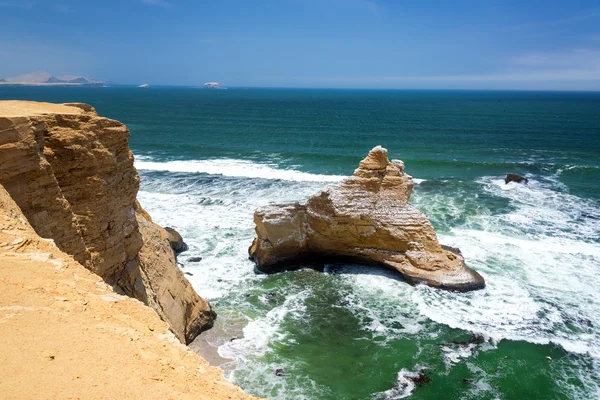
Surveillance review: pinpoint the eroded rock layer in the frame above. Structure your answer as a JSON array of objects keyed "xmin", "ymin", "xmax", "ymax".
[
  {"xmin": 250, "ymin": 146, "xmax": 485, "ymax": 291},
  {"xmin": 0, "ymin": 100, "xmax": 213, "ymax": 343}
]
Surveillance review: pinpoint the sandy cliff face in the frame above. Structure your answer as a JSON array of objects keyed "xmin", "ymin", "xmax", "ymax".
[
  {"xmin": 133, "ymin": 203, "xmax": 214, "ymax": 343},
  {"xmin": 0, "ymin": 184, "xmax": 259, "ymax": 400},
  {"xmin": 250, "ymin": 146, "xmax": 485, "ymax": 291},
  {"xmin": 0, "ymin": 100, "xmax": 213, "ymax": 343}
]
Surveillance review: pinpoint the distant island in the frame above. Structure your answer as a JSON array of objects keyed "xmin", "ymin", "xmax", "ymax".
[
  {"xmin": 0, "ymin": 71, "xmax": 104, "ymax": 87},
  {"xmin": 203, "ymin": 82, "xmax": 222, "ymax": 89}
]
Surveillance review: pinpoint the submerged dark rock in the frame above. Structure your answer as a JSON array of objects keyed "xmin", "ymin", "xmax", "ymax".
[
  {"xmin": 187, "ymin": 256, "xmax": 203, "ymax": 263},
  {"xmin": 408, "ymin": 372, "xmax": 431, "ymax": 387},
  {"xmin": 274, "ymin": 368, "xmax": 285, "ymax": 377},
  {"xmin": 505, "ymin": 173, "xmax": 528, "ymax": 185},
  {"xmin": 449, "ymin": 333, "xmax": 485, "ymax": 346}
]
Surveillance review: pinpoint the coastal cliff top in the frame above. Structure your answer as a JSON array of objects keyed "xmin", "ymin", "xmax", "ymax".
[{"xmin": 0, "ymin": 100, "xmax": 85, "ymax": 117}]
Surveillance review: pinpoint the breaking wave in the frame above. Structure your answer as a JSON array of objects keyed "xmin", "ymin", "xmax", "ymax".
[{"xmin": 135, "ymin": 156, "xmax": 346, "ymax": 182}]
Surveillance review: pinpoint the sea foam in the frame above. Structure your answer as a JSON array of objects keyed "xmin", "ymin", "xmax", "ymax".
[
  {"xmin": 138, "ymin": 164, "xmax": 600, "ymax": 399},
  {"xmin": 414, "ymin": 175, "xmax": 600, "ymax": 360},
  {"xmin": 135, "ymin": 157, "xmax": 346, "ymax": 182}
]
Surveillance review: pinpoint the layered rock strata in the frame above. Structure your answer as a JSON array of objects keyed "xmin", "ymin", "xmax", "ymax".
[
  {"xmin": 0, "ymin": 184, "xmax": 259, "ymax": 400},
  {"xmin": 250, "ymin": 146, "xmax": 485, "ymax": 291},
  {"xmin": 0, "ymin": 100, "xmax": 213, "ymax": 343}
]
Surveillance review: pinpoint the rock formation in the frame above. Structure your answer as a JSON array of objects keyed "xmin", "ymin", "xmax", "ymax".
[
  {"xmin": 134, "ymin": 206, "xmax": 213, "ymax": 343},
  {"xmin": 249, "ymin": 146, "xmax": 485, "ymax": 291},
  {"xmin": 505, "ymin": 173, "xmax": 528, "ymax": 185},
  {"xmin": 203, "ymin": 82, "xmax": 221, "ymax": 89},
  {"xmin": 0, "ymin": 183, "xmax": 259, "ymax": 400},
  {"xmin": 165, "ymin": 226, "xmax": 189, "ymax": 253},
  {"xmin": 0, "ymin": 100, "xmax": 213, "ymax": 343}
]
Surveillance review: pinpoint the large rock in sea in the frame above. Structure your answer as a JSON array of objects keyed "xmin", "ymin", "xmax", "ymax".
[
  {"xmin": 0, "ymin": 100, "xmax": 213, "ymax": 343},
  {"xmin": 249, "ymin": 146, "xmax": 485, "ymax": 291},
  {"xmin": 505, "ymin": 173, "xmax": 528, "ymax": 184}
]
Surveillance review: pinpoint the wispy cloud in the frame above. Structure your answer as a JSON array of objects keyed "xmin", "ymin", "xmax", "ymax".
[
  {"xmin": 507, "ymin": 7, "xmax": 600, "ymax": 31},
  {"xmin": 509, "ymin": 48, "xmax": 600, "ymax": 69},
  {"xmin": 53, "ymin": 4, "xmax": 72, "ymax": 13},
  {"xmin": 281, "ymin": 47, "xmax": 600, "ymax": 89},
  {"xmin": 354, "ymin": 0, "xmax": 380, "ymax": 18},
  {"xmin": 141, "ymin": 0, "xmax": 169, "ymax": 6},
  {"xmin": 319, "ymin": 70, "xmax": 600, "ymax": 84},
  {"xmin": 0, "ymin": 1, "xmax": 35, "ymax": 8},
  {"xmin": 318, "ymin": 0, "xmax": 380, "ymax": 18}
]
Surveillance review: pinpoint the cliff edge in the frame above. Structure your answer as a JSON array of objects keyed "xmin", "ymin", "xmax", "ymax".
[
  {"xmin": 0, "ymin": 184, "xmax": 259, "ymax": 399},
  {"xmin": 0, "ymin": 100, "xmax": 212, "ymax": 343},
  {"xmin": 250, "ymin": 146, "xmax": 485, "ymax": 291}
]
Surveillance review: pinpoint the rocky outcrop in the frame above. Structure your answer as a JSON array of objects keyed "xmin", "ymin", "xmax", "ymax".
[
  {"xmin": 0, "ymin": 184, "xmax": 260, "ymax": 400},
  {"xmin": 0, "ymin": 100, "xmax": 213, "ymax": 343},
  {"xmin": 165, "ymin": 226, "xmax": 189, "ymax": 253},
  {"xmin": 132, "ymin": 204, "xmax": 214, "ymax": 343},
  {"xmin": 250, "ymin": 146, "xmax": 485, "ymax": 291},
  {"xmin": 505, "ymin": 173, "xmax": 528, "ymax": 184}
]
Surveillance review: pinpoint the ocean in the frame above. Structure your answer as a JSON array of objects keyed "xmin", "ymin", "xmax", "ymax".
[{"xmin": 2, "ymin": 86, "xmax": 599, "ymax": 399}]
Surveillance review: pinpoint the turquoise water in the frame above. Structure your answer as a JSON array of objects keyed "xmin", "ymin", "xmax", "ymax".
[{"xmin": 2, "ymin": 86, "xmax": 600, "ymax": 399}]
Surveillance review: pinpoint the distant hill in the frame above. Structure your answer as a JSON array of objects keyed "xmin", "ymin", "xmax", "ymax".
[
  {"xmin": 1, "ymin": 71, "xmax": 104, "ymax": 86},
  {"xmin": 44, "ymin": 76, "xmax": 65, "ymax": 84},
  {"xmin": 5, "ymin": 71, "xmax": 53, "ymax": 83},
  {"xmin": 0, "ymin": 78, "xmax": 5, "ymax": 83}
]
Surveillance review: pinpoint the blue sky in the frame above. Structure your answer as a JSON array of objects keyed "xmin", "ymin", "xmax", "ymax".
[{"xmin": 1, "ymin": 0, "xmax": 599, "ymax": 89}]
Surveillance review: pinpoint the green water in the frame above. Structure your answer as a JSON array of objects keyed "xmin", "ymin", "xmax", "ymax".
[{"xmin": 1, "ymin": 86, "xmax": 599, "ymax": 399}]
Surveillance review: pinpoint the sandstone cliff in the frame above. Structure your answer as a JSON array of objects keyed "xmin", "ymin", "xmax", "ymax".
[
  {"xmin": 0, "ymin": 184, "xmax": 259, "ymax": 399},
  {"xmin": 0, "ymin": 100, "xmax": 212, "ymax": 343},
  {"xmin": 250, "ymin": 146, "xmax": 485, "ymax": 291}
]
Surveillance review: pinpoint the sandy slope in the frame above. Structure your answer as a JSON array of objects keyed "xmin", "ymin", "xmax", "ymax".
[
  {"xmin": 0, "ymin": 100, "xmax": 85, "ymax": 116},
  {"xmin": 0, "ymin": 187, "xmax": 260, "ymax": 399}
]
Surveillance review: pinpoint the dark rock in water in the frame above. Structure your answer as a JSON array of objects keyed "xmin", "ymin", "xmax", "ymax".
[
  {"xmin": 184, "ymin": 272, "xmax": 193, "ymax": 276},
  {"xmin": 505, "ymin": 173, "xmax": 528, "ymax": 185},
  {"xmin": 462, "ymin": 378, "xmax": 473, "ymax": 383},
  {"xmin": 187, "ymin": 256, "xmax": 203, "ymax": 263},
  {"xmin": 274, "ymin": 368, "xmax": 285, "ymax": 377},
  {"xmin": 408, "ymin": 372, "xmax": 431, "ymax": 387},
  {"xmin": 453, "ymin": 333, "xmax": 485, "ymax": 346},
  {"xmin": 438, "ymin": 333, "xmax": 484, "ymax": 348},
  {"xmin": 164, "ymin": 227, "xmax": 188, "ymax": 253}
]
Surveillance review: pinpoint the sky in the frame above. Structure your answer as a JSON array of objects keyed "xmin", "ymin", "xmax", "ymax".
[{"xmin": 1, "ymin": 0, "xmax": 600, "ymax": 90}]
